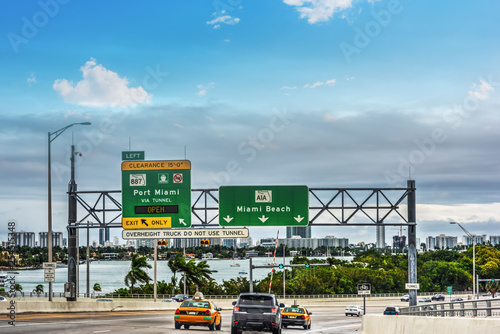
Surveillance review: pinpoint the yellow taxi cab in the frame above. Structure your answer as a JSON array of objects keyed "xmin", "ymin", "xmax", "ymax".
[
  {"xmin": 174, "ymin": 292, "xmax": 222, "ymax": 330},
  {"xmin": 281, "ymin": 305, "xmax": 312, "ymax": 329}
]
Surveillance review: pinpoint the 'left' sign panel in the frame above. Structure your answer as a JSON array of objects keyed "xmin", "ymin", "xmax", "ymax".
[{"xmin": 121, "ymin": 160, "xmax": 191, "ymax": 229}]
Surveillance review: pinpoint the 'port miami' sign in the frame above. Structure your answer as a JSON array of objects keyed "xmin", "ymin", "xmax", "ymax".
[{"xmin": 218, "ymin": 185, "xmax": 309, "ymax": 227}]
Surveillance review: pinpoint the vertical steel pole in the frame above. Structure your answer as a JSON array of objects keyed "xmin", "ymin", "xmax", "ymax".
[
  {"xmin": 249, "ymin": 257, "xmax": 253, "ymax": 293},
  {"xmin": 407, "ymin": 180, "xmax": 417, "ymax": 307},
  {"xmin": 86, "ymin": 223, "xmax": 90, "ymax": 297},
  {"xmin": 67, "ymin": 145, "xmax": 78, "ymax": 301},
  {"xmin": 154, "ymin": 240, "xmax": 158, "ymax": 302},
  {"xmin": 47, "ymin": 132, "xmax": 53, "ymax": 302}
]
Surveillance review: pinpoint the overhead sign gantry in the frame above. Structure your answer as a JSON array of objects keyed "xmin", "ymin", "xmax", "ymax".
[{"xmin": 121, "ymin": 160, "xmax": 191, "ymax": 229}]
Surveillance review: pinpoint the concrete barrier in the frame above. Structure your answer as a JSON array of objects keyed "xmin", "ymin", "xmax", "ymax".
[{"xmin": 362, "ymin": 314, "xmax": 500, "ymax": 334}]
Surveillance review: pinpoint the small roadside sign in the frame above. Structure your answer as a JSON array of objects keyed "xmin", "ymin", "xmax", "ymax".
[
  {"xmin": 447, "ymin": 286, "xmax": 452, "ymax": 295},
  {"xmin": 44, "ymin": 268, "xmax": 55, "ymax": 282},
  {"xmin": 122, "ymin": 228, "xmax": 249, "ymax": 240},
  {"xmin": 405, "ymin": 283, "xmax": 420, "ymax": 290},
  {"xmin": 43, "ymin": 262, "xmax": 57, "ymax": 269},
  {"xmin": 357, "ymin": 283, "xmax": 371, "ymax": 295},
  {"xmin": 122, "ymin": 151, "xmax": 145, "ymax": 161}
]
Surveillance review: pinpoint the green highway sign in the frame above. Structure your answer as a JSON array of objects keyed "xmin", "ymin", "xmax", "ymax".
[
  {"xmin": 122, "ymin": 151, "xmax": 145, "ymax": 160},
  {"xmin": 218, "ymin": 185, "xmax": 309, "ymax": 227},
  {"xmin": 121, "ymin": 160, "xmax": 191, "ymax": 229}
]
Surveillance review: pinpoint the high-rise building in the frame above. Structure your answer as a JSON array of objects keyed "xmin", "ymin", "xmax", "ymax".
[
  {"xmin": 99, "ymin": 228, "xmax": 104, "ymax": 246},
  {"xmin": 39, "ymin": 231, "xmax": 64, "ymax": 248},
  {"xmin": 105, "ymin": 228, "xmax": 110, "ymax": 243},
  {"xmin": 436, "ymin": 234, "xmax": 457, "ymax": 249},
  {"xmin": 490, "ymin": 236, "xmax": 500, "ymax": 246},
  {"xmin": 376, "ymin": 225, "xmax": 385, "ymax": 248},
  {"xmin": 426, "ymin": 236, "xmax": 436, "ymax": 250},
  {"xmin": 14, "ymin": 231, "xmax": 36, "ymax": 247},
  {"xmin": 393, "ymin": 235, "xmax": 406, "ymax": 249},
  {"xmin": 286, "ymin": 226, "xmax": 311, "ymax": 239}
]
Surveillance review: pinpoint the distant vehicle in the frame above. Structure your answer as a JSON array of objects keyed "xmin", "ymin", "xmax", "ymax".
[
  {"xmin": 451, "ymin": 297, "xmax": 463, "ymax": 302},
  {"xmin": 172, "ymin": 294, "xmax": 189, "ymax": 302},
  {"xmin": 0, "ymin": 296, "xmax": 8, "ymax": 302},
  {"xmin": 161, "ymin": 298, "xmax": 175, "ymax": 302},
  {"xmin": 400, "ymin": 294, "xmax": 409, "ymax": 302},
  {"xmin": 174, "ymin": 292, "xmax": 222, "ymax": 330},
  {"xmin": 419, "ymin": 297, "xmax": 432, "ymax": 303},
  {"xmin": 383, "ymin": 306, "xmax": 400, "ymax": 315},
  {"xmin": 231, "ymin": 292, "xmax": 284, "ymax": 333},
  {"xmin": 431, "ymin": 294, "xmax": 445, "ymax": 301},
  {"xmin": 96, "ymin": 298, "xmax": 113, "ymax": 302},
  {"xmin": 345, "ymin": 305, "xmax": 364, "ymax": 317},
  {"xmin": 281, "ymin": 305, "xmax": 312, "ymax": 329}
]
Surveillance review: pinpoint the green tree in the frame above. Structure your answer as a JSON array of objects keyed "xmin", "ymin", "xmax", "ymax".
[
  {"xmin": 33, "ymin": 284, "xmax": 44, "ymax": 296},
  {"xmin": 14, "ymin": 283, "xmax": 22, "ymax": 294},
  {"xmin": 168, "ymin": 253, "xmax": 186, "ymax": 295},
  {"xmin": 93, "ymin": 283, "xmax": 102, "ymax": 293},
  {"xmin": 124, "ymin": 253, "xmax": 152, "ymax": 294}
]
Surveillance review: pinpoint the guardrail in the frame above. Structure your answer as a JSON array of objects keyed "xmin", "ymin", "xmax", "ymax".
[
  {"xmin": 4, "ymin": 291, "xmax": 470, "ymax": 300},
  {"xmin": 400, "ymin": 298, "xmax": 500, "ymax": 317}
]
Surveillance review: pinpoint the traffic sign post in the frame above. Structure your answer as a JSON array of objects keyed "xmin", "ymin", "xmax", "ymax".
[
  {"xmin": 218, "ymin": 185, "xmax": 309, "ymax": 226},
  {"xmin": 405, "ymin": 283, "xmax": 420, "ymax": 290},
  {"xmin": 121, "ymin": 160, "xmax": 191, "ymax": 229},
  {"xmin": 357, "ymin": 283, "xmax": 371, "ymax": 315},
  {"xmin": 44, "ymin": 268, "xmax": 55, "ymax": 282}
]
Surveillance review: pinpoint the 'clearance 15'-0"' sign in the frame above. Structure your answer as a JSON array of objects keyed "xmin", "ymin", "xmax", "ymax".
[{"xmin": 121, "ymin": 160, "xmax": 191, "ymax": 229}]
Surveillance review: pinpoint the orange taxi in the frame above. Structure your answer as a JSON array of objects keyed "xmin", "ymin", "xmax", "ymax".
[
  {"xmin": 174, "ymin": 292, "xmax": 222, "ymax": 330},
  {"xmin": 281, "ymin": 305, "xmax": 312, "ymax": 329}
]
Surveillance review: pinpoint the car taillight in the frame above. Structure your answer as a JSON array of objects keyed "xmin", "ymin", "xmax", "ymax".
[
  {"xmin": 204, "ymin": 310, "xmax": 211, "ymax": 316},
  {"xmin": 300, "ymin": 315, "xmax": 306, "ymax": 319},
  {"xmin": 175, "ymin": 308, "xmax": 180, "ymax": 314},
  {"xmin": 395, "ymin": 312, "xmax": 399, "ymax": 315},
  {"xmin": 271, "ymin": 308, "xmax": 277, "ymax": 312},
  {"xmin": 234, "ymin": 306, "xmax": 239, "ymax": 311}
]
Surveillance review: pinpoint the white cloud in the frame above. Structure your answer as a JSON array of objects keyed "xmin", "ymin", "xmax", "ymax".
[
  {"xmin": 27, "ymin": 72, "xmax": 36, "ymax": 86},
  {"xmin": 283, "ymin": 0, "xmax": 355, "ymax": 24},
  {"xmin": 305, "ymin": 78, "xmax": 336, "ymax": 88},
  {"xmin": 197, "ymin": 82, "xmax": 215, "ymax": 96},
  {"xmin": 207, "ymin": 11, "xmax": 240, "ymax": 29},
  {"xmin": 469, "ymin": 79, "xmax": 494, "ymax": 100},
  {"xmin": 53, "ymin": 59, "xmax": 151, "ymax": 107},
  {"xmin": 345, "ymin": 76, "xmax": 355, "ymax": 81},
  {"xmin": 280, "ymin": 86, "xmax": 297, "ymax": 90}
]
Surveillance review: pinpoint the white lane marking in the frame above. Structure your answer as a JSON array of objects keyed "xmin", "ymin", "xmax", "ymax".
[{"xmin": 304, "ymin": 323, "xmax": 360, "ymax": 333}]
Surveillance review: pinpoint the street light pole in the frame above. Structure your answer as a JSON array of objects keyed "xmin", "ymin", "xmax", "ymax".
[
  {"xmin": 450, "ymin": 222, "xmax": 476, "ymax": 299},
  {"xmin": 48, "ymin": 122, "xmax": 90, "ymax": 301}
]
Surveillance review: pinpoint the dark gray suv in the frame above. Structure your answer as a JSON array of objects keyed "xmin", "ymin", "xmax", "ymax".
[{"xmin": 231, "ymin": 293, "xmax": 285, "ymax": 334}]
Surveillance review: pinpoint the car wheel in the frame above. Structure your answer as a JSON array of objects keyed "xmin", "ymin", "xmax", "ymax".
[
  {"xmin": 308, "ymin": 322, "xmax": 312, "ymax": 329},
  {"xmin": 303, "ymin": 325, "xmax": 308, "ymax": 329},
  {"xmin": 215, "ymin": 318, "xmax": 221, "ymax": 331},
  {"xmin": 231, "ymin": 326, "xmax": 238, "ymax": 334},
  {"xmin": 357, "ymin": 313, "xmax": 360, "ymax": 317},
  {"xmin": 209, "ymin": 322, "xmax": 215, "ymax": 331},
  {"xmin": 175, "ymin": 322, "xmax": 181, "ymax": 329},
  {"xmin": 184, "ymin": 325, "xmax": 190, "ymax": 330}
]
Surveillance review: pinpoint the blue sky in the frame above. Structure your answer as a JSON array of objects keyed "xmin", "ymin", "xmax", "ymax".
[{"xmin": 1, "ymin": 0, "xmax": 499, "ymax": 246}]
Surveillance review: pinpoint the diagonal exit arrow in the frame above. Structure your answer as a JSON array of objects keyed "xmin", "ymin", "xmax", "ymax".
[
  {"xmin": 223, "ymin": 216, "xmax": 234, "ymax": 223},
  {"xmin": 258, "ymin": 215, "xmax": 269, "ymax": 223},
  {"xmin": 294, "ymin": 215, "xmax": 305, "ymax": 223}
]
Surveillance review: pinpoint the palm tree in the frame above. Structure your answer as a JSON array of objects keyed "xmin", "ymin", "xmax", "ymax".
[
  {"xmin": 124, "ymin": 253, "xmax": 152, "ymax": 294},
  {"xmin": 486, "ymin": 280, "xmax": 500, "ymax": 298},
  {"xmin": 168, "ymin": 253, "xmax": 187, "ymax": 295},
  {"xmin": 93, "ymin": 283, "xmax": 102, "ymax": 296},
  {"xmin": 33, "ymin": 284, "xmax": 44, "ymax": 296}
]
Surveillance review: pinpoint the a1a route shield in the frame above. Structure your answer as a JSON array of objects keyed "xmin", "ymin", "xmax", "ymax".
[
  {"xmin": 121, "ymin": 160, "xmax": 191, "ymax": 229},
  {"xmin": 219, "ymin": 185, "xmax": 309, "ymax": 226}
]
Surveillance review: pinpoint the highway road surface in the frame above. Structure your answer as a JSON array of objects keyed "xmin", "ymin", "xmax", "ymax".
[{"xmin": 0, "ymin": 306, "xmax": 377, "ymax": 334}]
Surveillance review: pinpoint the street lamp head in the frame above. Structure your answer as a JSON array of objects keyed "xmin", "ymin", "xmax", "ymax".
[
  {"xmin": 80, "ymin": 122, "xmax": 91, "ymax": 125},
  {"xmin": 450, "ymin": 222, "xmax": 457, "ymax": 225}
]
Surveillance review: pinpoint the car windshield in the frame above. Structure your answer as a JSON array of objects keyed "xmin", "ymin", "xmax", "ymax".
[
  {"xmin": 385, "ymin": 307, "xmax": 396, "ymax": 311},
  {"xmin": 283, "ymin": 307, "xmax": 304, "ymax": 313},
  {"xmin": 181, "ymin": 301, "xmax": 210, "ymax": 308},
  {"xmin": 239, "ymin": 295, "xmax": 274, "ymax": 306}
]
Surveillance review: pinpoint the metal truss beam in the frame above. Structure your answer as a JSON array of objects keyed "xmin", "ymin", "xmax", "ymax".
[{"xmin": 70, "ymin": 187, "xmax": 413, "ymax": 229}]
